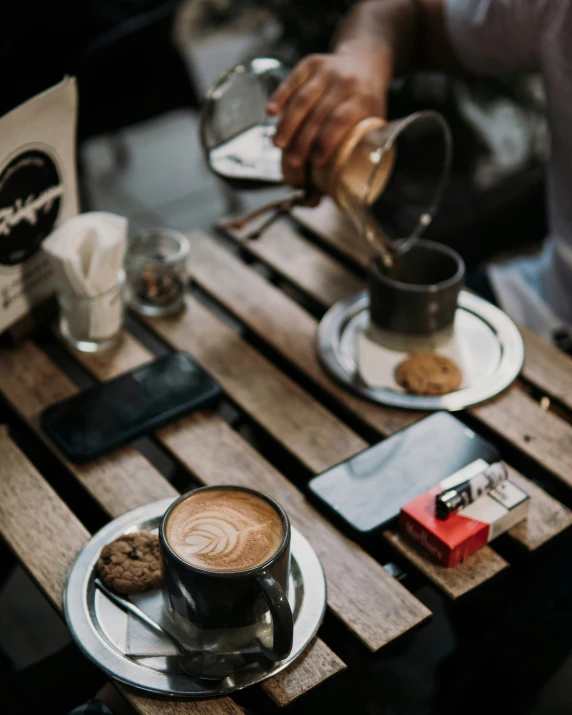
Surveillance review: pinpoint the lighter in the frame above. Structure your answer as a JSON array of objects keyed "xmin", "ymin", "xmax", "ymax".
[{"xmin": 435, "ymin": 462, "xmax": 508, "ymax": 519}]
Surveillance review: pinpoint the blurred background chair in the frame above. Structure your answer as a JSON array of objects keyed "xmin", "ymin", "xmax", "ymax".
[
  {"xmin": 0, "ymin": 1, "xmax": 242, "ymax": 212},
  {"xmin": 74, "ymin": 1, "xmax": 200, "ymax": 143},
  {"xmin": 72, "ymin": 0, "xmax": 243, "ymax": 213},
  {"xmin": 72, "ymin": 1, "xmax": 203, "ymax": 209},
  {"xmin": 1, "ymin": 1, "xmax": 200, "ymax": 138}
]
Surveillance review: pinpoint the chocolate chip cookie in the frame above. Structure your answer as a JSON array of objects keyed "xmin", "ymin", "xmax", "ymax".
[
  {"xmin": 97, "ymin": 531, "xmax": 162, "ymax": 595},
  {"xmin": 396, "ymin": 353, "xmax": 462, "ymax": 396}
]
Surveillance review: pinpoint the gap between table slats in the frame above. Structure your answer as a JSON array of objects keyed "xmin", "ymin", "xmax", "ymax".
[
  {"xmin": 55, "ymin": 330, "xmax": 431, "ymax": 652},
  {"xmin": 292, "ymin": 202, "xmax": 370, "ymax": 266},
  {"xmin": 0, "ymin": 343, "xmax": 344, "ymax": 706},
  {"xmin": 0, "ymin": 432, "xmax": 243, "ymax": 715},
  {"xmin": 187, "ymin": 229, "xmax": 571, "ymax": 555},
  {"xmin": 215, "ymin": 222, "xmax": 416, "ymax": 437}
]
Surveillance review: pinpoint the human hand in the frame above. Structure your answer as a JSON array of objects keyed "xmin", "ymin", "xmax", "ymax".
[{"xmin": 267, "ymin": 50, "xmax": 391, "ymax": 169}]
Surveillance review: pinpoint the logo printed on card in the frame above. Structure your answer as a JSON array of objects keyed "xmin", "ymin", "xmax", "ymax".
[{"xmin": 0, "ymin": 149, "xmax": 63, "ymax": 266}]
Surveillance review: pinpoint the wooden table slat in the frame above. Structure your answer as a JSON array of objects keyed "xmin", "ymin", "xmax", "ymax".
[
  {"xmin": 151, "ymin": 300, "xmax": 368, "ymax": 476},
  {"xmin": 383, "ymin": 532, "xmax": 508, "ymax": 600},
  {"xmin": 191, "ymin": 229, "xmax": 572, "ymax": 548},
  {"xmin": 219, "ymin": 219, "xmax": 363, "ymax": 306},
  {"xmin": 0, "ymin": 433, "xmax": 241, "ymax": 715},
  {"xmin": 505, "ymin": 465, "xmax": 572, "ymax": 549},
  {"xmin": 68, "ymin": 331, "xmax": 431, "ymax": 652},
  {"xmin": 124, "ymin": 690, "xmax": 245, "ymax": 715},
  {"xmin": 261, "ymin": 637, "xmax": 346, "ymax": 707},
  {"xmin": 0, "ymin": 432, "xmax": 89, "ymax": 610},
  {"xmin": 473, "ymin": 389, "xmax": 572, "ymax": 489},
  {"xmin": 0, "ymin": 343, "xmax": 343, "ymax": 706},
  {"xmin": 292, "ymin": 201, "xmax": 370, "ymax": 266},
  {"xmin": 127, "ymin": 696, "xmax": 246, "ymax": 715},
  {"xmin": 194, "ymin": 229, "xmax": 417, "ymax": 437},
  {"xmin": 520, "ymin": 325, "xmax": 572, "ymax": 412}
]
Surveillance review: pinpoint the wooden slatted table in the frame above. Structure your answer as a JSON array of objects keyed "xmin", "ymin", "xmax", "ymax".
[{"xmin": 1, "ymin": 197, "xmax": 571, "ymax": 714}]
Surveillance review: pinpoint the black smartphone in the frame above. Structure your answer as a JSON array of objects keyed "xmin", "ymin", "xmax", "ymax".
[
  {"xmin": 308, "ymin": 412, "xmax": 499, "ymax": 533},
  {"xmin": 40, "ymin": 352, "xmax": 221, "ymax": 462}
]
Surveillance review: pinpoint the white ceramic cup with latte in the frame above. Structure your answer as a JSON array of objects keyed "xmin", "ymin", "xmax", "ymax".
[{"xmin": 159, "ymin": 485, "xmax": 293, "ymax": 679}]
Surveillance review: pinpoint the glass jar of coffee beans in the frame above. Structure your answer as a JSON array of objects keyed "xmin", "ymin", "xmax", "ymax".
[{"xmin": 125, "ymin": 228, "xmax": 190, "ymax": 317}]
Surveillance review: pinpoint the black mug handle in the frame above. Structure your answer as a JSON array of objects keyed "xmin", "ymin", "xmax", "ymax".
[{"xmin": 257, "ymin": 571, "xmax": 294, "ymax": 661}]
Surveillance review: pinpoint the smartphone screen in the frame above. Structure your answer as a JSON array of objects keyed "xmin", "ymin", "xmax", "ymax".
[
  {"xmin": 41, "ymin": 352, "xmax": 220, "ymax": 462},
  {"xmin": 308, "ymin": 412, "xmax": 499, "ymax": 532}
]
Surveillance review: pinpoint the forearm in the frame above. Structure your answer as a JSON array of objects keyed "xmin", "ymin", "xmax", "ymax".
[
  {"xmin": 334, "ymin": 0, "xmax": 464, "ymax": 75},
  {"xmin": 269, "ymin": 0, "xmax": 465, "ymax": 166},
  {"xmin": 334, "ymin": 0, "xmax": 418, "ymax": 75}
]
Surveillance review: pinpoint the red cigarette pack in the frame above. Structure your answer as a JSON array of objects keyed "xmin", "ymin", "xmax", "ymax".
[{"xmin": 399, "ymin": 459, "xmax": 530, "ymax": 566}]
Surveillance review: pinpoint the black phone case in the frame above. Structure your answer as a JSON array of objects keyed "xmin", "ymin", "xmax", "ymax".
[{"xmin": 40, "ymin": 354, "xmax": 221, "ymax": 463}]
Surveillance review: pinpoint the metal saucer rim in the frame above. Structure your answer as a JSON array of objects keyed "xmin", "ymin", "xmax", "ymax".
[
  {"xmin": 316, "ymin": 290, "xmax": 525, "ymax": 411},
  {"xmin": 64, "ymin": 498, "xmax": 327, "ymax": 698}
]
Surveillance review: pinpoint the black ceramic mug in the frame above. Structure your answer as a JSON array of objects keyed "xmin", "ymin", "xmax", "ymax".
[
  {"xmin": 368, "ymin": 240, "xmax": 465, "ymax": 351},
  {"xmin": 159, "ymin": 485, "xmax": 293, "ymax": 679}
]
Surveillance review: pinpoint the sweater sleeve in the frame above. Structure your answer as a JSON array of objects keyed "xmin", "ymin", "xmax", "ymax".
[{"xmin": 445, "ymin": 0, "xmax": 562, "ymax": 74}]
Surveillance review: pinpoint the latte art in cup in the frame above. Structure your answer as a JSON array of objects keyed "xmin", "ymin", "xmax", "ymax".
[{"xmin": 165, "ymin": 488, "xmax": 285, "ymax": 572}]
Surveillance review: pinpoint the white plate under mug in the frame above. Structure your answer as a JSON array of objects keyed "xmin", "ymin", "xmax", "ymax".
[{"xmin": 64, "ymin": 498, "xmax": 327, "ymax": 697}]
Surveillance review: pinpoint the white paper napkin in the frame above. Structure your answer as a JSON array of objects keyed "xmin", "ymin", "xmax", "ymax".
[
  {"xmin": 42, "ymin": 212, "xmax": 127, "ymax": 340},
  {"xmin": 127, "ymin": 590, "xmax": 178, "ymax": 658},
  {"xmin": 357, "ymin": 320, "xmax": 471, "ymax": 391}
]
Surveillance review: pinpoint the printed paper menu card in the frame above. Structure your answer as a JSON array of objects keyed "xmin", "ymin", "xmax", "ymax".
[{"xmin": 0, "ymin": 77, "xmax": 78, "ymax": 333}]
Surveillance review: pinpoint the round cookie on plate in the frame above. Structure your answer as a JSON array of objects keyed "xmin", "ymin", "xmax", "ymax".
[
  {"xmin": 97, "ymin": 531, "xmax": 162, "ymax": 595},
  {"xmin": 396, "ymin": 353, "xmax": 462, "ymax": 396}
]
